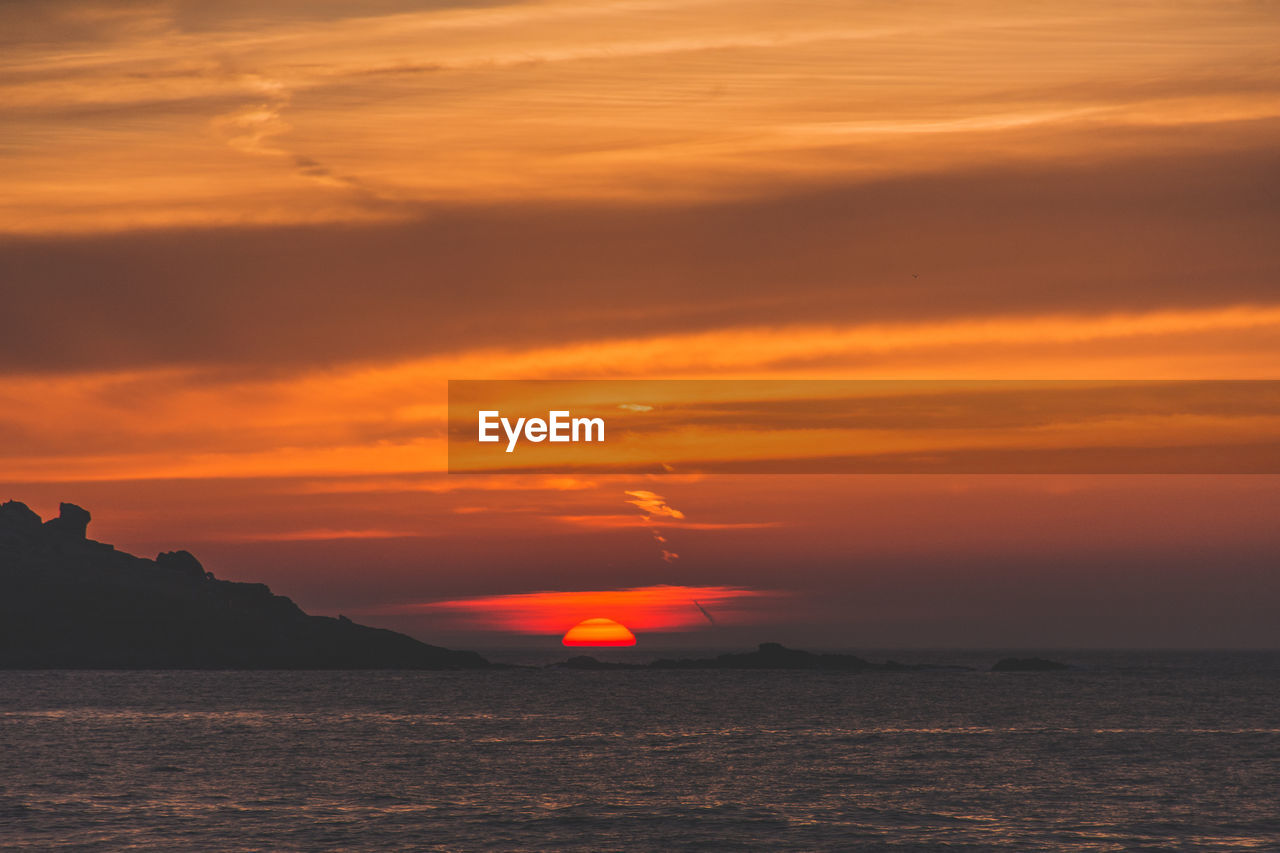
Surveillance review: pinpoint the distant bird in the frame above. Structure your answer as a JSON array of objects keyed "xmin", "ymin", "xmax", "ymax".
[
  {"xmin": 693, "ymin": 600, "xmax": 716, "ymax": 625},
  {"xmin": 911, "ymin": 273, "xmax": 919, "ymax": 279}
]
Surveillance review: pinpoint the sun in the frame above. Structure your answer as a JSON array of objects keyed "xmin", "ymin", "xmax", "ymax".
[{"xmin": 562, "ymin": 617, "xmax": 637, "ymax": 647}]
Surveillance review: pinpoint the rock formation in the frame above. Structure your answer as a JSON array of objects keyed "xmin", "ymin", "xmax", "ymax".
[
  {"xmin": 553, "ymin": 643, "xmax": 976, "ymax": 671},
  {"xmin": 991, "ymin": 656, "xmax": 1071, "ymax": 671},
  {"xmin": 42, "ymin": 502, "xmax": 91, "ymax": 539},
  {"xmin": 0, "ymin": 500, "xmax": 489, "ymax": 670}
]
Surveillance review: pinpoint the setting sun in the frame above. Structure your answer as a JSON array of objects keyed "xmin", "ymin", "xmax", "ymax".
[{"xmin": 562, "ymin": 618, "xmax": 637, "ymax": 647}]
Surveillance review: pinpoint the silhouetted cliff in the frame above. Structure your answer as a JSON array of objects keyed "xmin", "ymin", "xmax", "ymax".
[{"xmin": 0, "ymin": 501, "xmax": 489, "ymax": 669}]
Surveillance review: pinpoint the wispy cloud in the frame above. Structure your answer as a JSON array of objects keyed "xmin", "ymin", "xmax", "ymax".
[
  {"xmin": 624, "ymin": 489, "xmax": 685, "ymax": 520},
  {"xmin": 550, "ymin": 516, "xmax": 779, "ymax": 530},
  {"xmin": 286, "ymin": 475, "xmax": 601, "ymax": 495},
  {"xmin": 3, "ymin": 0, "xmax": 1277, "ymax": 232},
  {"xmin": 624, "ymin": 489, "xmax": 685, "ymax": 560},
  {"xmin": 382, "ymin": 583, "xmax": 787, "ymax": 633},
  {"xmin": 4, "ymin": 305, "xmax": 1280, "ymax": 482},
  {"xmin": 210, "ymin": 527, "xmax": 433, "ymax": 542}
]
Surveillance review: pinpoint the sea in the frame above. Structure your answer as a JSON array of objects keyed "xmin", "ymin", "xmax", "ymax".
[{"xmin": 2, "ymin": 650, "xmax": 1278, "ymax": 851}]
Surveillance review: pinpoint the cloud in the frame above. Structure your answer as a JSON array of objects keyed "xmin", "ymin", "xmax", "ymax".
[
  {"xmin": 623, "ymin": 489, "xmax": 685, "ymax": 520},
  {"xmin": 4, "ymin": 309, "xmax": 1280, "ymax": 482},
  {"xmin": 550, "ymin": 516, "xmax": 778, "ymax": 530},
  {"xmin": 382, "ymin": 583, "xmax": 787, "ymax": 633},
  {"xmin": 212, "ymin": 76, "xmax": 291, "ymax": 156},
  {"xmin": 3, "ymin": 0, "xmax": 1278, "ymax": 245},
  {"xmin": 207, "ymin": 73, "xmax": 399, "ymax": 202},
  {"xmin": 206, "ymin": 527, "xmax": 434, "ymax": 541},
  {"xmin": 623, "ymin": 488, "xmax": 686, "ymax": 561},
  {"xmin": 2, "ymin": 145, "xmax": 1277, "ymax": 372},
  {"xmin": 286, "ymin": 475, "xmax": 600, "ymax": 495}
]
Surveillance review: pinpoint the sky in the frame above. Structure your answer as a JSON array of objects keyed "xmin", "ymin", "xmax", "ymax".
[{"xmin": 2, "ymin": 0, "xmax": 1279, "ymax": 649}]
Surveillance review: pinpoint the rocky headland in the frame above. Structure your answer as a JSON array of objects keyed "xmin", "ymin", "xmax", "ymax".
[{"xmin": 0, "ymin": 500, "xmax": 489, "ymax": 669}]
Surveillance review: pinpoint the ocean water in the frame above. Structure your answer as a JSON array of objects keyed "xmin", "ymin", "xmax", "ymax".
[{"xmin": 2, "ymin": 652, "xmax": 1278, "ymax": 851}]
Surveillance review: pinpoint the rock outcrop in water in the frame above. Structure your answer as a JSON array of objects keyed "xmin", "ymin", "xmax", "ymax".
[
  {"xmin": 652, "ymin": 642, "xmax": 884, "ymax": 670},
  {"xmin": 553, "ymin": 643, "xmax": 976, "ymax": 671},
  {"xmin": 0, "ymin": 500, "xmax": 489, "ymax": 669},
  {"xmin": 991, "ymin": 656, "xmax": 1071, "ymax": 671}
]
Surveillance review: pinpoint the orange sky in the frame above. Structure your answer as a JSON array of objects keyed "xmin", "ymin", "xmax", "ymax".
[{"xmin": 2, "ymin": 0, "xmax": 1278, "ymax": 648}]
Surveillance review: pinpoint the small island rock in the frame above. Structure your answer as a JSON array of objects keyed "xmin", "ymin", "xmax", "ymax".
[{"xmin": 992, "ymin": 657, "xmax": 1071, "ymax": 672}]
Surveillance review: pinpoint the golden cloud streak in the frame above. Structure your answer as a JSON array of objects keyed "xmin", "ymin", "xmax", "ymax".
[
  {"xmin": 3, "ymin": 0, "xmax": 1277, "ymax": 232},
  {"xmin": 551, "ymin": 515, "xmax": 780, "ymax": 530},
  {"xmin": 379, "ymin": 583, "xmax": 786, "ymax": 633},
  {"xmin": 3, "ymin": 305, "xmax": 1280, "ymax": 482}
]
